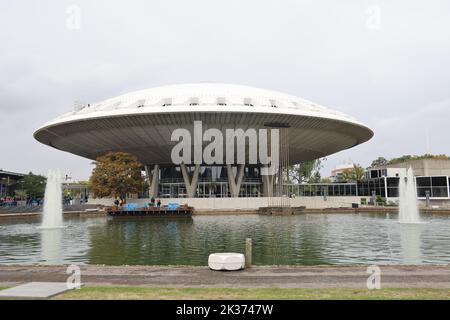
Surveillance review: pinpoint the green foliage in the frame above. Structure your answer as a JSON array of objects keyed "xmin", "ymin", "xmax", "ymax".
[
  {"xmin": 289, "ymin": 158, "xmax": 326, "ymax": 184},
  {"xmin": 376, "ymin": 195, "xmax": 386, "ymax": 206},
  {"xmin": 321, "ymin": 177, "xmax": 332, "ymax": 184},
  {"xmin": 341, "ymin": 164, "xmax": 365, "ymax": 182},
  {"xmin": 386, "ymin": 201, "xmax": 398, "ymax": 207},
  {"xmin": 370, "ymin": 157, "xmax": 388, "ymax": 168},
  {"xmin": 70, "ymin": 181, "xmax": 90, "ymax": 186},
  {"xmin": 90, "ymin": 152, "xmax": 144, "ymax": 199},
  {"xmin": 387, "ymin": 154, "xmax": 450, "ymax": 165},
  {"xmin": 369, "ymin": 154, "xmax": 449, "ymax": 169},
  {"xmin": 309, "ymin": 171, "xmax": 322, "ymax": 183},
  {"xmin": 8, "ymin": 172, "xmax": 46, "ymax": 198},
  {"xmin": 55, "ymin": 286, "xmax": 450, "ymax": 300}
]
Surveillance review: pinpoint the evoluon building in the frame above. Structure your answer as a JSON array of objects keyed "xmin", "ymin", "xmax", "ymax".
[{"xmin": 34, "ymin": 83, "xmax": 373, "ymax": 202}]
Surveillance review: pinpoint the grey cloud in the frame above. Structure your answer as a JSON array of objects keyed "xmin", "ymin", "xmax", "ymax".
[{"xmin": 0, "ymin": 0, "xmax": 449, "ymax": 179}]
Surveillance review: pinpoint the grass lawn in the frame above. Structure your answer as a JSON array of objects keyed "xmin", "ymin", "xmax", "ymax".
[{"xmin": 53, "ymin": 287, "xmax": 450, "ymax": 300}]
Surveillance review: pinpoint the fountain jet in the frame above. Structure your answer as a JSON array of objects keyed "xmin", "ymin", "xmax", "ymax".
[
  {"xmin": 40, "ymin": 169, "xmax": 64, "ymax": 229},
  {"xmin": 398, "ymin": 167, "xmax": 421, "ymax": 224}
]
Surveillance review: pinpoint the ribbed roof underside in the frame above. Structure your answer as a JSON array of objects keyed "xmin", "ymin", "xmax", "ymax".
[{"xmin": 35, "ymin": 111, "xmax": 373, "ymax": 165}]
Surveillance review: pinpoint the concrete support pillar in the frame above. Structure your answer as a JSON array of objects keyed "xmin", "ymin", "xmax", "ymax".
[
  {"xmin": 227, "ymin": 164, "xmax": 245, "ymax": 198},
  {"xmin": 180, "ymin": 164, "xmax": 200, "ymax": 198},
  {"xmin": 262, "ymin": 170, "xmax": 274, "ymax": 197},
  {"xmin": 145, "ymin": 164, "xmax": 160, "ymax": 198}
]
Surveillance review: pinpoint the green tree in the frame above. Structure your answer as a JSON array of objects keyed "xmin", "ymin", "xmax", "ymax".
[
  {"xmin": 388, "ymin": 154, "xmax": 450, "ymax": 165},
  {"xmin": 90, "ymin": 152, "xmax": 144, "ymax": 199},
  {"xmin": 9, "ymin": 172, "xmax": 46, "ymax": 199},
  {"xmin": 321, "ymin": 177, "xmax": 332, "ymax": 184},
  {"xmin": 370, "ymin": 157, "xmax": 388, "ymax": 168},
  {"xmin": 289, "ymin": 158, "xmax": 326, "ymax": 184},
  {"xmin": 341, "ymin": 164, "xmax": 365, "ymax": 182}
]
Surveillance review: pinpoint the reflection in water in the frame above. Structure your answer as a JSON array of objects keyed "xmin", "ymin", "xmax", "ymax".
[
  {"xmin": 87, "ymin": 216, "xmax": 330, "ymax": 266},
  {"xmin": 41, "ymin": 228, "xmax": 62, "ymax": 264},
  {"xmin": 399, "ymin": 224, "xmax": 422, "ymax": 264},
  {"xmin": 0, "ymin": 214, "xmax": 449, "ymax": 266}
]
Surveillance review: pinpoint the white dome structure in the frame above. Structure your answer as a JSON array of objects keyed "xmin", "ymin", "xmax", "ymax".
[
  {"xmin": 34, "ymin": 83, "xmax": 373, "ymax": 164},
  {"xmin": 34, "ymin": 83, "xmax": 373, "ymax": 199}
]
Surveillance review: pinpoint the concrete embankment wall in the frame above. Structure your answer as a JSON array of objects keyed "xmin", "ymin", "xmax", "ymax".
[{"xmin": 89, "ymin": 196, "xmax": 363, "ymax": 210}]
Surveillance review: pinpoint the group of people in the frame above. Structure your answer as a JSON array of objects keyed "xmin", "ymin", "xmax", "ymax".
[
  {"xmin": 114, "ymin": 198, "xmax": 127, "ymax": 207},
  {"xmin": 112, "ymin": 197, "xmax": 165, "ymax": 210},
  {"xmin": 150, "ymin": 197, "xmax": 162, "ymax": 208},
  {"xmin": 2, "ymin": 196, "xmax": 89, "ymax": 208},
  {"xmin": 0, "ymin": 197, "xmax": 18, "ymax": 207},
  {"xmin": 63, "ymin": 195, "xmax": 74, "ymax": 206},
  {"xmin": 26, "ymin": 197, "xmax": 43, "ymax": 206},
  {"xmin": 64, "ymin": 195, "xmax": 89, "ymax": 206},
  {"xmin": 0, "ymin": 197, "xmax": 44, "ymax": 207}
]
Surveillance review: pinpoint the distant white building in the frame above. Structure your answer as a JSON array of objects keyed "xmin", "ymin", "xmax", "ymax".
[
  {"xmin": 364, "ymin": 159, "xmax": 450, "ymax": 204},
  {"xmin": 330, "ymin": 164, "xmax": 355, "ymax": 182}
]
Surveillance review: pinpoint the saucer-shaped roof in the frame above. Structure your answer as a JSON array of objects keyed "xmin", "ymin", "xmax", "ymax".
[{"xmin": 34, "ymin": 83, "xmax": 373, "ymax": 164}]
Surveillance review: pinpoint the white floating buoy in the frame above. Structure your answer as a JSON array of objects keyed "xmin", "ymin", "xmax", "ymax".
[{"xmin": 208, "ymin": 253, "xmax": 245, "ymax": 271}]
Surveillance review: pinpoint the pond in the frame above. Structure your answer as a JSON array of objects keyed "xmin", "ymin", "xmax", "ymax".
[{"xmin": 0, "ymin": 213, "xmax": 449, "ymax": 266}]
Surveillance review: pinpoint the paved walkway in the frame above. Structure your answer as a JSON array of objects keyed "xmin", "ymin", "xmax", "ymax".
[{"xmin": 1, "ymin": 265, "xmax": 449, "ymax": 289}]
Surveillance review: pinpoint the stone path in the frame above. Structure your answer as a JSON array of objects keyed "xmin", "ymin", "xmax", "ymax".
[
  {"xmin": 0, "ymin": 282, "xmax": 75, "ymax": 299},
  {"xmin": 0, "ymin": 265, "xmax": 449, "ymax": 289}
]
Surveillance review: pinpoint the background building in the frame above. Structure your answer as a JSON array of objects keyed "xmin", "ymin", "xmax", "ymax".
[
  {"xmin": 330, "ymin": 164, "xmax": 355, "ymax": 183},
  {"xmin": 365, "ymin": 159, "xmax": 450, "ymax": 204},
  {"xmin": 0, "ymin": 170, "xmax": 25, "ymax": 199}
]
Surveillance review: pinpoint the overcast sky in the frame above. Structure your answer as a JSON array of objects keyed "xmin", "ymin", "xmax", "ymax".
[{"xmin": 1, "ymin": 0, "xmax": 449, "ymax": 180}]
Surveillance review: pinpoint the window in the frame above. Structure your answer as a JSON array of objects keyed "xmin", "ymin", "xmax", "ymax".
[
  {"xmin": 417, "ymin": 187, "xmax": 431, "ymax": 198},
  {"xmin": 431, "ymin": 176, "xmax": 449, "ymax": 198},
  {"xmin": 432, "ymin": 176, "xmax": 447, "ymax": 187},
  {"xmin": 432, "ymin": 187, "xmax": 448, "ymax": 198},
  {"xmin": 244, "ymin": 98, "xmax": 254, "ymax": 107},
  {"xmin": 217, "ymin": 97, "xmax": 227, "ymax": 106},
  {"xmin": 370, "ymin": 170, "xmax": 379, "ymax": 179},
  {"xmin": 162, "ymin": 98, "xmax": 172, "ymax": 107},
  {"xmin": 416, "ymin": 177, "xmax": 431, "ymax": 187},
  {"xmin": 189, "ymin": 97, "xmax": 199, "ymax": 106},
  {"xmin": 387, "ymin": 177, "xmax": 399, "ymax": 187}
]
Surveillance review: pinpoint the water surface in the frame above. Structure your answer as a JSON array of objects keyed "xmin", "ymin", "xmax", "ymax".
[{"xmin": 0, "ymin": 213, "xmax": 449, "ymax": 265}]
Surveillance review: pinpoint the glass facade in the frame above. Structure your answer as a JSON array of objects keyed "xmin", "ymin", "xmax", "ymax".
[
  {"xmin": 358, "ymin": 176, "xmax": 449, "ymax": 199},
  {"xmin": 357, "ymin": 178, "xmax": 386, "ymax": 197},
  {"xmin": 416, "ymin": 176, "xmax": 449, "ymax": 198},
  {"xmin": 159, "ymin": 165, "xmax": 262, "ymax": 198},
  {"xmin": 286, "ymin": 183, "xmax": 358, "ymax": 197},
  {"xmin": 152, "ymin": 166, "xmax": 450, "ymax": 199}
]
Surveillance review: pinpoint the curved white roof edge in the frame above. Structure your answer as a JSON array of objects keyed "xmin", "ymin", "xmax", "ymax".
[{"xmin": 36, "ymin": 83, "xmax": 371, "ymax": 132}]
